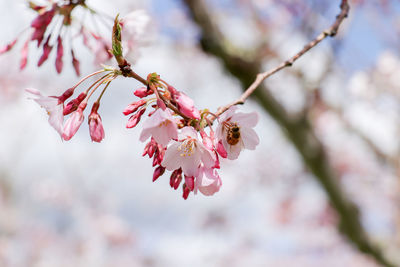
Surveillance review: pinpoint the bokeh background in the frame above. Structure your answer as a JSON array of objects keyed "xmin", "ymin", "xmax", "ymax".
[{"xmin": 0, "ymin": 0, "xmax": 400, "ymax": 266}]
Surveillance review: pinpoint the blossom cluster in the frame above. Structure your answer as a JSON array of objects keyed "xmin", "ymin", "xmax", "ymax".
[
  {"xmin": 26, "ymin": 11, "xmax": 260, "ymax": 199},
  {"xmin": 0, "ymin": 1, "xmax": 151, "ymax": 75}
]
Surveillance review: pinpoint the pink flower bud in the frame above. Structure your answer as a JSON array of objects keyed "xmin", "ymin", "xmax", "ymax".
[
  {"xmin": 88, "ymin": 102, "xmax": 105, "ymax": 143},
  {"xmin": 142, "ymin": 138, "xmax": 158, "ymax": 158},
  {"xmin": 182, "ymin": 184, "xmax": 191, "ymax": 200},
  {"xmin": 64, "ymin": 92, "xmax": 87, "ymax": 115},
  {"xmin": 62, "ymin": 102, "xmax": 87, "ymax": 141},
  {"xmin": 153, "ymin": 166, "xmax": 165, "ymax": 182},
  {"xmin": 123, "ymin": 99, "xmax": 147, "ymax": 115},
  {"xmin": 134, "ymin": 87, "xmax": 153, "ymax": 98},
  {"xmin": 126, "ymin": 108, "xmax": 145, "ymax": 128},
  {"xmin": 20, "ymin": 40, "xmax": 29, "ymax": 70},
  {"xmin": 170, "ymin": 169, "xmax": 182, "ymax": 190},
  {"xmin": 31, "ymin": 9, "xmax": 55, "ymax": 29},
  {"xmin": 71, "ymin": 49, "xmax": 80, "ymax": 76},
  {"xmin": 185, "ymin": 176, "xmax": 195, "ymax": 191},
  {"xmin": 0, "ymin": 39, "xmax": 17, "ymax": 55},
  {"xmin": 152, "ymin": 146, "xmax": 165, "ymax": 167},
  {"xmin": 55, "ymin": 36, "xmax": 64, "ymax": 73},
  {"xmin": 171, "ymin": 90, "xmax": 200, "ymax": 119},
  {"xmin": 37, "ymin": 38, "xmax": 52, "ymax": 66}
]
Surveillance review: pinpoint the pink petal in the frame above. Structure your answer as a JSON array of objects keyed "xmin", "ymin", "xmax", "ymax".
[
  {"xmin": 0, "ymin": 39, "xmax": 17, "ymax": 54},
  {"xmin": 20, "ymin": 40, "xmax": 29, "ymax": 70},
  {"xmin": 240, "ymin": 127, "xmax": 259, "ymax": 150},
  {"xmin": 55, "ymin": 36, "xmax": 64, "ymax": 73}
]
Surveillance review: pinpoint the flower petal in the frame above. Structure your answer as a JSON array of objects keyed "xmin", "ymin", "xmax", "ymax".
[{"xmin": 240, "ymin": 127, "xmax": 259, "ymax": 150}]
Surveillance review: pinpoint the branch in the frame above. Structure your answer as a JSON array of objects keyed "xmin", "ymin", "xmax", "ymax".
[
  {"xmin": 215, "ymin": 0, "xmax": 349, "ymax": 117},
  {"xmin": 182, "ymin": 0, "xmax": 396, "ymax": 266}
]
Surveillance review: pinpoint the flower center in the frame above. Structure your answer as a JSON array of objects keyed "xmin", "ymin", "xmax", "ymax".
[
  {"xmin": 159, "ymin": 120, "xmax": 170, "ymax": 127},
  {"xmin": 178, "ymin": 138, "xmax": 197, "ymax": 157}
]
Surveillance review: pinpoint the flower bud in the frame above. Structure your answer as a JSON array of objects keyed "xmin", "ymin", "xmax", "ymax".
[
  {"xmin": 123, "ymin": 99, "xmax": 147, "ymax": 115},
  {"xmin": 62, "ymin": 102, "xmax": 87, "ymax": 141},
  {"xmin": 126, "ymin": 108, "xmax": 145, "ymax": 128},
  {"xmin": 153, "ymin": 166, "xmax": 165, "ymax": 182},
  {"xmin": 134, "ymin": 87, "xmax": 153, "ymax": 98},
  {"xmin": 88, "ymin": 102, "xmax": 105, "ymax": 143}
]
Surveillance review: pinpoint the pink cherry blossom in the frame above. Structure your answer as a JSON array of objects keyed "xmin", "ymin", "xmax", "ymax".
[
  {"xmin": 139, "ymin": 108, "xmax": 178, "ymax": 146},
  {"xmin": 26, "ymin": 88, "xmax": 64, "ymax": 136},
  {"xmin": 195, "ymin": 167, "xmax": 222, "ymax": 196},
  {"xmin": 62, "ymin": 102, "xmax": 87, "ymax": 141},
  {"xmin": 216, "ymin": 106, "xmax": 260, "ymax": 160},
  {"xmin": 121, "ymin": 10, "xmax": 153, "ymax": 63},
  {"xmin": 88, "ymin": 102, "xmax": 105, "ymax": 143},
  {"xmin": 162, "ymin": 126, "xmax": 215, "ymax": 177}
]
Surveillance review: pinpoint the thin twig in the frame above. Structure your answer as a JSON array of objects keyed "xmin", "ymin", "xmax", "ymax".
[{"xmin": 214, "ymin": 0, "xmax": 349, "ymax": 118}]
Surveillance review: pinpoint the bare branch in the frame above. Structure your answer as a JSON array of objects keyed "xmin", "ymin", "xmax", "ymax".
[
  {"xmin": 215, "ymin": 0, "xmax": 349, "ymax": 117},
  {"xmin": 182, "ymin": 0, "xmax": 396, "ymax": 266}
]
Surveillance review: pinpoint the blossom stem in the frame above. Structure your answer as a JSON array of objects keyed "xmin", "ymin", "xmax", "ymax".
[
  {"xmin": 73, "ymin": 69, "xmax": 110, "ymax": 90},
  {"xmin": 96, "ymin": 80, "xmax": 111, "ymax": 102}
]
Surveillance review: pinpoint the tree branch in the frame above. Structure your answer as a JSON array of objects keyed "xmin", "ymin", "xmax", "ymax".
[
  {"xmin": 215, "ymin": 0, "xmax": 349, "ymax": 117},
  {"xmin": 182, "ymin": 0, "xmax": 395, "ymax": 266}
]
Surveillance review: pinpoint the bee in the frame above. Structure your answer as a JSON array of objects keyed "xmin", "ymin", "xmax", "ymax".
[{"xmin": 225, "ymin": 123, "xmax": 241, "ymax": 146}]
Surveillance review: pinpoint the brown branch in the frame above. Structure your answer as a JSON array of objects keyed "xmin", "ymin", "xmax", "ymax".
[
  {"xmin": 182, "ymin": 0, "xmax": 396, "ymax": 266},
  {"xmin": 215, "ymin": 0, "xmax": 349, "ymax": 117}
]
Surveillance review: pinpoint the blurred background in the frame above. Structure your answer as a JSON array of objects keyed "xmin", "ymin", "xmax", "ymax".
[{"xmin": 0, "ymin": 0, "xmax": 399, "ymax": 266}]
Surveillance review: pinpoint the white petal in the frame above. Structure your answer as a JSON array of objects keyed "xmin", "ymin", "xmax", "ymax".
[
  {"xmin": 181, "ymin": 151, "xmax": 201, "ymax": 177},
  {"xmin": 48, "ymin": 104, "xmax": 64, "ymax": 135},
  {"xmin": 179, "ymin": 126, "xmax": 198, "ymax": 140},
  {"xmin": 241, "ymin": 127, "xmax": 259, "ymax": 150},
  {"xmin": 199, "ymin": 145, "xmax": 216, "ymax": 169},
  {"xmin": 139, "ymin": 127, "xmax": 152, "ymax": 143},
  {"xmin": 233, "ymin": 112, "xmax": 259, "ymax": 128},
  {"xmin": 161, "ymin": 142, "xmax": 182, "ymax": 171},
  {"xmin": 226, "ymin": 143, "xmax": 242, "ymax": 160}
]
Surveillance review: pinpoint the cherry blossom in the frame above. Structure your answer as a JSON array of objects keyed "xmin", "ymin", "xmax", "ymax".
[
  {"xmin": 195, "ymin": 167, "xmax": 222, "ymax": 196},
  {"xmin": 139, "ymin": 108, "xmax": 178, "ymax": 146},
  {"xmin": 121, "ymin": 10, "xmax": 153, "ymax": 63},
  {"xmin": 88, "ymin": 102, "xmax": 105, "ymax": 143},
  {"xmin": 216, "ymin": 106, "xmax": 260, "ymax": 160},
  {"xmin": 26, "ymin": 88, "xmax": 72, "ymax": 136},
  {"xmin": 162, "ymin": 127, "xmax": 215, "ymax": 177}
]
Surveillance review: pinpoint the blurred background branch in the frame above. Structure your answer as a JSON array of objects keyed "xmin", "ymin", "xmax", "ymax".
[{"xmin": 181, "ymin": 0, "xmax": 395, "ymax": 266}]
